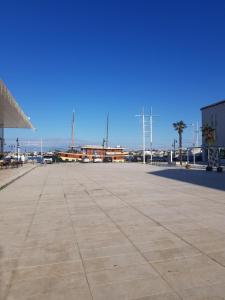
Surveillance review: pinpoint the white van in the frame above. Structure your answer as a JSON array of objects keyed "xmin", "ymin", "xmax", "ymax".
[{"xmin": 43, "ymin": 155, "xmax": 53, "ymax": 164}]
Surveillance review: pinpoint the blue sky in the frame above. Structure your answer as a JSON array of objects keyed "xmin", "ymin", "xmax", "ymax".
[{"xmin": 1, "ymin": 0, "xmax": 225, "ymax": 150}]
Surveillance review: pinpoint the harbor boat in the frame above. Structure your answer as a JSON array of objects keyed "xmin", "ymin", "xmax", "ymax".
[
  {"xmin": 58, "ymin": 145, "xmax": 128, "ymax": 162},
  {"xmin": 82, "ymin": 145, "xmax": 128, "ymax": 162},
  {"xmin": 58, "ymin": 111, "xmax": 128, "ymax": 162},
  {"xmin": 58, "ymin": 150, "xmax": 83, "ymax": 162}
]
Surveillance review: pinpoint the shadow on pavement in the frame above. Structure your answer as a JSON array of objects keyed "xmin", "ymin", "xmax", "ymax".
[{"xmin": 148, "ymin": 168, "xmax": 225, "ymax": 192}]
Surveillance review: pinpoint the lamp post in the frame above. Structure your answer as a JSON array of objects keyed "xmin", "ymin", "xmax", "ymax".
[
  {"xmin": 16, "ymin": 138, "xmax": 20, "ymax": 162},
  {"xmin": 189, "ymin": 123, "xmax": 196, "ymax": 165},
  {"xmin": 172, "ymin": 139, "xmax": 177, "ymax": 161}
]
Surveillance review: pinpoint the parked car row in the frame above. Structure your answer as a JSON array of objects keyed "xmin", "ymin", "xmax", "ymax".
[
  {"xmin": 82, "ymin": 156, "xmax": 103, "ymax": 163},
  {"xmin": 129, "ymin": 155, "xmax": 168, "ymax": 163},
  {"xmin": 38, "ymin": 155, "xmax": 114, "ymax": 164},
  {"xmin": 82, "ymin": 156, "xmax": 116, "ymax": 163}
]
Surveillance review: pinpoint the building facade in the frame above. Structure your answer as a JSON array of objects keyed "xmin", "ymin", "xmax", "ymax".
[{"xmin": 201, "ymin": 100, "xmax": 225, "ymax": 147}]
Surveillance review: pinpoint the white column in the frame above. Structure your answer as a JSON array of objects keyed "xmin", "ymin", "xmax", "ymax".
[
  {"xmin": 142, "ymin": 112, "xmax": 145, "ymax": 164},
  {"xmin": 150, "ymin": 107, "xmax": 153, "ymax": 163}
]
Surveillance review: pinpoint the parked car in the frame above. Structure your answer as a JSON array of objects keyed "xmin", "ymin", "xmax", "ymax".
[
  {"xmin": 103, "ymin": 157, "xmax": 112, "ymax": 163},
  {"xmin": 82, "ymin": 157, "xmax": 90, "ymax": 163},
  {"xmin": 93, "ymin": 157, "xmax": 103, "ymax": 163},
  {"xmin": 42, "ymin": 155, "xmax": 53, "ymax": 164}
]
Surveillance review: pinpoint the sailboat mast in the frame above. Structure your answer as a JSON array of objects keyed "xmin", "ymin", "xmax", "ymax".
[
  {"xmin": 106, "ymin": 113, "xmax": 109, "ymax": 148},
  {"xmin": 71, "ymin": 110, "xmax": 75, "ymax": 148}
]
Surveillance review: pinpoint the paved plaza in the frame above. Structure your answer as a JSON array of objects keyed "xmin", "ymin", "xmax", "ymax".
[
  {"xmin": 1, "ymin": 163, "xmax": 225, "ymax": 300},
  {"xmin": 0, "ymin": 164, "xmax": 36, "ymax": 190}
]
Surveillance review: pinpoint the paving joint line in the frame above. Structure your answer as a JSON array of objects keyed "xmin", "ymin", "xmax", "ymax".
[
  {"xmin": 63, "ymin": 185, "xmax": 94, "ymax": 300},
  {"xmin": 77, "ymin": 177, "xmax": 182, "ymax": 300},
  {"xmin": 87, "ymin": 174, "xmax": 225, "ymax": 278},
  {"xmin": 3, "ymin": 166, "xmax": 50, "ymax": 300},
  {"xmin": 123, "ymin": 196, "xmax": 225, "ymax": 270},
  {"xmin": 86, "ymin": 169, "xmax": 225, "ymax": 269},
  {"xmin": 0, "ymin": 165, "xmax": 37, "ymax": 191}
]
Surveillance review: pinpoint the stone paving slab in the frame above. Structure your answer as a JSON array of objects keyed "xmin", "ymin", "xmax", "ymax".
[
  {"xmin": 0, "ymin": 163, "xmax": 36, "ymax": 190},
  {"xmin": 0, "ymin": 163, "xmax": 225, "ymax": 299}
]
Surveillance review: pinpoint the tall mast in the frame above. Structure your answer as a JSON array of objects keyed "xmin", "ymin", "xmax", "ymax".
[
  {"xmin": 136, "ymin": 108, "xmax": 147, "ymax": 164},
  {"xmin": 136, "ymin": 107, "xmax": 159, "ymax": 164},
  {"xmin": 71, "ymin": 110, "xmax": 75, "ymax": 148},
  {"xmin": 106, "ymin": 113, "xmax": 109, "ymax": 148}
]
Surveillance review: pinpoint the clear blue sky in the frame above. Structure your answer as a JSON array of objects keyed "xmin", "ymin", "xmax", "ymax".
[{"xmin": 1, "ymin": 0, "xmax": 225, "ymax": 150}]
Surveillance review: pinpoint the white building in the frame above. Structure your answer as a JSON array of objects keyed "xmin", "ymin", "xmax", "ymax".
[{"xmin": 201, "ymin": 100, "xmax": 225, "ymax": 147}]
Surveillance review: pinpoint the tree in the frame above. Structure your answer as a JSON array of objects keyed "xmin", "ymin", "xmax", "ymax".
[
  {"xmin": 173, "ymin": 121, "xmax": 187, "ymax": 165},
  {"xmin": 202, "ymin": 124, "xmax": 215, "ymax": 146},
  {"xmin": 202, "ymin": 124, "xmax": 215, "ymax": 166}
]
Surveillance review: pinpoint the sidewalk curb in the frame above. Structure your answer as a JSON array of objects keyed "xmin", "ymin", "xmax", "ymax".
[{"xmin": 0, "ymin": 165, "xmax": 37, "ymax": 191}]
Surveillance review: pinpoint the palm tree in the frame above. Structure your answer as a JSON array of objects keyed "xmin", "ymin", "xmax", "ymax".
[
  {"xmin": 202, "ymin": 124, "xmax": 215, "ymax": 146},
  {"xmin": 173, "ymin": 121, "xmax": 187, "ymax": 165},
  {"xmin": 202, "ymin": 124, "xmax": 215, "ymax": 166}
]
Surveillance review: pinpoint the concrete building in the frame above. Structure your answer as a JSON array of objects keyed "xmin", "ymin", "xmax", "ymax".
[
  {"xmin": 201, "ymin": 100, "xmax": 225, "ymax": 147},
  {"xmin": 0, "ymin": 80, "xmax": 33, "ymax": 154}
]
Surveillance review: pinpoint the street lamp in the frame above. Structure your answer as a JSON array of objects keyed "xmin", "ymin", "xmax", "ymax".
[
  {"xmin": 172, "ymin": 139, "xmax": 177, "ymax": 160},
  {"xmin": 16, "ymin": 138, "xmax": 20, "ymax": 162}
]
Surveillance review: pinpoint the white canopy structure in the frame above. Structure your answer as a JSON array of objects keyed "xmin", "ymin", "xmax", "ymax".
[
  {"xmin": 0, "ymin": 80, "xmax": 33, "ymax": 129},
  {"xmin": 0, "ymin": 80, "xmax": 33, "ymax": 154}
]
